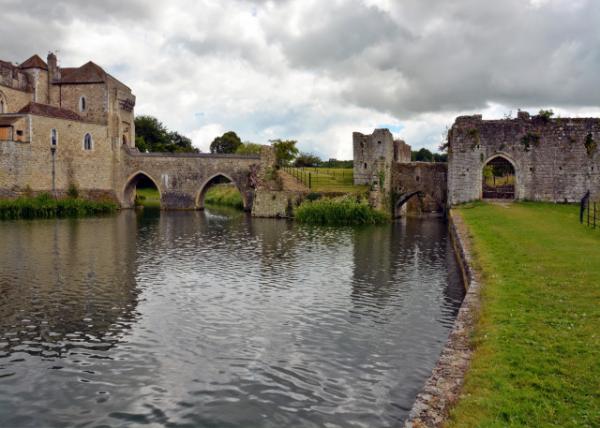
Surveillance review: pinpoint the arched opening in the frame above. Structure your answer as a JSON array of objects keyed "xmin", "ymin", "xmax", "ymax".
[
  {"xmin": 122, "ymin": 134, "xmax": 128, "ymax": 145},
  {"xmin": 196, "ymin": 174, "xmax": 246, "ymax": 212},
  {"xmin": 79, "ymin": 96, "xmax": 87, "ymax": 112},
  {"xmin": 83, "ymin": 133, "xmax": 93, "ymax": 150},
  {"xmin": 482, "ymin": 156, "xmax": 515, "ymax": 199},
  {"xmin": 0, "ymin": 99, "xmax": 5, "ymax": 114},
  {"xmin": 123, "ymin": 172, "xmax": 161, "ymax": 209}
]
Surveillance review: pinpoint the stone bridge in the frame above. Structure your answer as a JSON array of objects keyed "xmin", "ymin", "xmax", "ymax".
[
  {"xmin": 391, "ymin": 162, "xmax": 448, "ymax": 217},
  {"xmin": 117, "ymin": 147, "xmax": 272, "ymax": 210}
]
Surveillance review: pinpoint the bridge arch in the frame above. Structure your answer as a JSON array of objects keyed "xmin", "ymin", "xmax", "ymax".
[
  {"xmin": 481, "ymin": 153, "xmax": 517, "ymax": 200},
  {"xmin": 122, "ymin": 171, "xmax": 162, "ymax": 209},
  {"xmin": 195, "ymin": 173, "xmax": 248, "ymax": 211}
]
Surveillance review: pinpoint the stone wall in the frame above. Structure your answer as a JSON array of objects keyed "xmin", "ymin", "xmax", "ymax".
[
  {"xmin": 448, "ymin": 112, "xmax": 600, "ymax": 204},
  {"xmin": 353, "ymin": 129, "xmax": 410, "ymax": 185},
  {"xmin": 0, "ymin": 85, "xmax": 34, "ymax": 113},
  {"xmin": 392, "ymin": 162, "xmax": 448, "ymax": 217},
  {"xmin": 52, "ymin": 83, "xmax": 108, "ymax": 126},
  {"xmin": 0, "ymin": 115, "xmax": 113, "ymax": 198}
]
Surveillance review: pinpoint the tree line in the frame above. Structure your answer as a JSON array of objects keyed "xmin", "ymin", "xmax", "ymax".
[{"xmin": 134, "ymin": 115, "xmax": 447, "ymax": 166}]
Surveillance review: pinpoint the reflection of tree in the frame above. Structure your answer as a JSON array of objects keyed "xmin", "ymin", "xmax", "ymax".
[{"xmin": 0, "ymin": 212, "xmax": 140, "ymax": 358}]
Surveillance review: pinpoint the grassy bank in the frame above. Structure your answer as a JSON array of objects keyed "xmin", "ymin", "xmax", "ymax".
[
  {"xmin": 294, "ymin": 196, "xmax": 389, "ymax": 225},
  {"xmin": 135, "ymin": 187, "xmax": 161, "ymax": 208},
  {"xmin": 284, "ymin": 167, "xmax": 369, "ymax": 193},
  {"xmin": 448, "ymin": 202, "xmax": 599, "ymax": 427},
  {"xmin": 204, "ymin": 184, "xmax": 244, "ymax": 210},
  {"xmin": 0, "ymin": 193, "xmax": 117, "ymax": 219}
]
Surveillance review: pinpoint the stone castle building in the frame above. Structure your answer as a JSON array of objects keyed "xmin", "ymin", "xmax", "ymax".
[{"xmin": 0, "ymin": 53, "xmax": 136, "ymax": 199}]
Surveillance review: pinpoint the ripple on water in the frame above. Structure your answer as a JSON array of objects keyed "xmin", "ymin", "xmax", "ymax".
[{"xmin": 0, "ymin": 211, "xmax": 463, "ymax": 427}]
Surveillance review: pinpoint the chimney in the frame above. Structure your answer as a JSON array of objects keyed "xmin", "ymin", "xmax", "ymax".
[{"xmin": 47, "ymin": 52, "xmax": 60, "ymax": 82}]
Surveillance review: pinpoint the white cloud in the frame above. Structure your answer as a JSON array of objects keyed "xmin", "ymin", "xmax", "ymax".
[{"xmin": 1, "ymin": 0, "xmax": 599, "ymax": 157}]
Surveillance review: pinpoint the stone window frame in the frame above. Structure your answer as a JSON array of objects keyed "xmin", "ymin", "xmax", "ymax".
[
  {"xmin": 79, "ymin": 96, "xmax": 87, "ymax": 112},
  {"xmin": 0, "ymin": 91, "xmax": 6, "ymax": 113},
  {"xmin": 83, "ymin": 133, "xmax": 93, "ymax": 151},
  {"xmin": 51, "ymin": 128, "xmax": 58, "ymax": 147}
]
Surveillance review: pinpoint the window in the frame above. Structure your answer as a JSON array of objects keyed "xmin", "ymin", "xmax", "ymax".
[
  {"xmin": 79, "ymin": 96, "xmax": 87, "ymax": 112},
  {"xmin": 0, "ymin": 100, "xmax": 4, "ymax": 114},
  {"xmin": 51, "ymin": 129, "xmax": 57, "ymax": 146},
  {"xmin": 83, "ymin": 133, "xmax": 93, "ymax": 150}
]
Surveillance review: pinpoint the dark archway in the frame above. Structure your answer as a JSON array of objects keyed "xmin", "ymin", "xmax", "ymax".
[
  {"xmin": 482, "ymin": 156, "xmax": 515, "ymax": 199},
  {"xmin": 123, "ymin": 172, "xmax": 161, "ymax": 209},
  {"xmin": 196, "ymin": 173, "xmax": 246, "ymax": 211}
]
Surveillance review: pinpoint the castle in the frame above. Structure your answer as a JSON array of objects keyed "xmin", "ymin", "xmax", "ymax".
[{"xmin": 0, "ymin": 53, "xmax": 136, "ymax": 199}]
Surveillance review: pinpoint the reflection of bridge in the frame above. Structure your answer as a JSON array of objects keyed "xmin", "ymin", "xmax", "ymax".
[{"xmin": 119, "ymin": 147, "xmax": 268, "ymax": 210}]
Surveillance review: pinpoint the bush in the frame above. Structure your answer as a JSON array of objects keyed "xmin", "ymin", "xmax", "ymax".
[
  {"xmin": 294, "ymin": 196, "xmax": 390, "ymax": 226},
  {"xmin": 0, "ymin": 194, "xmax": 117, "ymax": 220}
]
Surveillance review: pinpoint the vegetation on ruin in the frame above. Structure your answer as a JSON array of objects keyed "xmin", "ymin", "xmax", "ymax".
[
  {"xmin": 0, "ymin": 193, "xmax": 117, "ymax": 220},
  {"xmin": 294, "ymin": 196, "xmax": 389, "ymax": 225},
  {"xmin": 204, "ymin": 184, "xmax": 244, "ymax": 210},
  {"xmin": 135, "ymin": 115, "xmax": 198, "ymax": 153},
  {"xmin": 538, "ymin": 108, "xmax": 555, "ymax": 122},
  {"xmin": 520, "ymin": 131, "xmax": 541, "ymax": 152},
  {"xmin": 584, "ymin": 133, "xmax": 597, "ymax": 157},
  {"xmin": 447, "ymin": 202, "xmax": 600, "ymax": 428}
]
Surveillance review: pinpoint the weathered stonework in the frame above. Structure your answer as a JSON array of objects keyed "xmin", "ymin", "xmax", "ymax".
[
  {"xmin": 405, "ymin": 210, "xmax": 481, "ymax": 428},
  {"xmin": 448, "ymin": 112, "xmax": 600, "ymax": 204},
  {"xmin": 353, "ymin": 129, "xmax": 410, "ymax": 185},
  {"xmin": 392, "ymin": 162, "xmax": 447, "ymax": 217}
]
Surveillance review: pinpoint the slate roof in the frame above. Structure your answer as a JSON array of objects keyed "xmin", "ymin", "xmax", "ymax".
[
  {"xmin": 18, "ymin": 102, "xmax": 83, "ymax": 121},
  {"xmin": 19, "ymin": 55, "xmax": 48, "ymax": 70}
]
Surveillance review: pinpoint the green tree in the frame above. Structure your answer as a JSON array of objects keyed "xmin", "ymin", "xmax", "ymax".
[
  {"xmin": 270, "ymin": 139, "xmax": 299, "ymax": 166},
  {"xmin": 134, "ymin": 115, "xmax": 198, "ymax": 153},
  {"xmin": 210, "ymin": 131, "xmax": 242, "ymax": 154},
  {"xmin": 235, "ymin": 142, "xmax": 263, "ymax": 155},
  {"xmin": 294, "ymin": 152, "xmax": 321, "ymax": 167}
]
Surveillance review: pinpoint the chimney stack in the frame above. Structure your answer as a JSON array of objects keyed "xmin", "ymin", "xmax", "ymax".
[{"xmin": 47, "ymin": 52, "xmax": 60, "ymax": 82}]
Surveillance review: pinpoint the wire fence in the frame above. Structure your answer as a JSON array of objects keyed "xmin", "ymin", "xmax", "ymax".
[
  {"xmin": 281, "ymin": 166, "xmax": 353, "ymax": 190},
  {"xmin": 580, "ymin": 191, "xmax": 598, "ymax": 229}
]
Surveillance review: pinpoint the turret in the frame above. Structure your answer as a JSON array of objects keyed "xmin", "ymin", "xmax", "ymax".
[{"xmin": 47, "ymin": 52, "xmax": 60, "ymax": 82}]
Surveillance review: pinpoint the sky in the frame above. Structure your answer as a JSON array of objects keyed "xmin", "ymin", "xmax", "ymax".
[{"xmin": 1, "ymin": 0, "xmax": 599, "ymax": 159}]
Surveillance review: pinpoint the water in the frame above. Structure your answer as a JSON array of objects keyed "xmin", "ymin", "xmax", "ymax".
[{"xmin": 0, "ymin": 208, "xmax": 464, "ymax": 427}]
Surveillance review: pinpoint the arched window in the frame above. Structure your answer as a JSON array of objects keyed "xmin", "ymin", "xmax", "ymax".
[
  {"xmin": 0, "ymin": 99, "xmax": 5, "ymax": 114},
  {"xmin": 83, "ymin": 133, "xmax": 93, "ymax": 150},
  {"xmin": 51, "ymin": 129, "xmax": 57, "ymax": 146},
  {"xmin": 79, "ymin": 96, "xmax": 87, "ymax": 112}
]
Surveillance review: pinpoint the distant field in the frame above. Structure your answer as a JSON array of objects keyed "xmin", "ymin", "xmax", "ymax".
[{"xmin": 283, "ymin": 167, "xmax": 368, "ymax": 193}]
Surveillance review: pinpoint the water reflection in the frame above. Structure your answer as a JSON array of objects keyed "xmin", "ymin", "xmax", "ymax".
[{"xmin": 0, "ymin": 209, "xmax": 463, "ymax": 427}]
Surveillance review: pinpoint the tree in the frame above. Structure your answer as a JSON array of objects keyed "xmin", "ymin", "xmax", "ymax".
[
  {"xmin": 134, "ymin": 115, "xmax": 198, "ymax": 153},
  {"xmin": 412, "ymin": 148, "xmax": 434, "ymax": 162},
  {"xmin": 294, "ymin": 152, "xmax": 321, "ymax": 167},
  {"xmin": 235, "ymin": 142, "xmax": 263, "ymax": 155},
  {"xmin": 270, "ymin": 139, "xmax": 299, "ymax": 166},
  {"xmin": 210, "ymin": 131, "xmax": 242, "ymax": 154}
]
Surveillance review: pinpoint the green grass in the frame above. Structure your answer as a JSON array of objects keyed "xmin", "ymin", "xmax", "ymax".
[
  {"xmin": 285, "ymin": 167, "xmax": 369, "ymax": 193},
  {"xmin": 447, "ymin": 202, "xmax": 600, "ymax": 428},
  {"xmin": 135, "ymin": 187, "xmax": 162, "ymax": 208},
  {"xmin": 204, "ymin": 184, "xmax": 244, "ymax": 210},
  {"xmin": 0, "ymin": 193, "xmax": 117, "ymax": 219},
  {"xmin": 294, "ymin": 196, "xmax": 390, "ymax": 225}
]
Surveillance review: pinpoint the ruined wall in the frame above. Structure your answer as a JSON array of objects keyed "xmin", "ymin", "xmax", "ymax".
[
  {"xmin": 353, "ymin": 129, "xmax": 397, "ymax": 185},
  {"xmin": 448, "ymin": 112, "xmax": 600, "ymax": 204},
  {"xmin": 392, "ymin": 162, "xmax": 447, "ymax": 217}
]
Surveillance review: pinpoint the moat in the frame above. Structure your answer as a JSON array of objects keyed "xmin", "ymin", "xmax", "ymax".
[{"xmin": 0, "ymin": 209, "xmax": 464, "ymax": 427}]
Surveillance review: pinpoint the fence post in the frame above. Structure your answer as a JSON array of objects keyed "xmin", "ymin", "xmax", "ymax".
[{"xmin": 309, "ymin": 173, "xmax": 312, "ymax": 189}]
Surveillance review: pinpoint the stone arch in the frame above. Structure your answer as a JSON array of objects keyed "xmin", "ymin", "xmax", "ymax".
[
  {"xmin": 195, "ymin": 173, "xmax": 248, "ymax": 211},
  {"xmin": 122, "ymin": 171, "xmax": 162, "ymax": 209},
  {"xmin": 481, "ymin": 153, "xmax": 517, "ymax": 200}
]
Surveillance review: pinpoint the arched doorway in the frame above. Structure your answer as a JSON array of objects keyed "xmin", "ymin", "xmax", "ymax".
[
  {"xmin": 482, "ymin": 156, "xmax": 515, "ymax": 199},
  {"xmin": 196, "ymin": 174, "xmax": 246, "ymax": 211},
  {"xmin": 123, "ymin": 172, "xmax": 161, "ymax": 209}
]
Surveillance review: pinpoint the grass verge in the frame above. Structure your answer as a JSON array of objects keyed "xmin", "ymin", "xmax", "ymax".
[
  {"xmin": 294, "ymin": 196, "xmax": 389, "ymax": 226},
  {"xmin": 447, "ymin": 202, "xmax": 599, "ymax": 428},
  {"xmin": 0, "ymin": 193, "xmax": 117, "ymax": 219},
  {"xmin": 204, "ymin": 184, "xmax": 244, "ymax": 210}
]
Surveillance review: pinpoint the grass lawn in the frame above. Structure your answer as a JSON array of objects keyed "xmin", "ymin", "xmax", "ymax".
[
  {"xmin": 285, "ymin": 167, "xmax": 368, "ymax": 193},
  {"xmin": 136, "ymin": 187, "xmax": 161, "ymax": 208},
  {"xmin": 204, "ymin": 184, "xmax": 244, "ymax": 210},
  {"xmin": 447, "ymin": 202, "xmax": 599, "ymax": 427}
]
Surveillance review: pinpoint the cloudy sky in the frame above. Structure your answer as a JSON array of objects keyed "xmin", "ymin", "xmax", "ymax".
[{"xmin": 1, "ymin": 0, "xmax": 599, "ymax": 158}]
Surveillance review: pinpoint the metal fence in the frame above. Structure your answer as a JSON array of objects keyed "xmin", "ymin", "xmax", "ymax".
[{"xmin": 580, "ymin": 191, "xmax": 598, "ymax": 229}]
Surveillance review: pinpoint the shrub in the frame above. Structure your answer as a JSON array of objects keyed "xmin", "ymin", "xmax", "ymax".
[
  {"xmin": 584, "ymin": 133, "xmax": 597, "ymax": 157},
  {"xmin": 67, "ymin": 183, "xmax": 79, "ymax": 199},
  {"xmin": 294, "ymin": 196, "xmax": 390, "ymax": 226},
  {"xmin": 0, "ymin": 194, "xmax": 117, "ymax": 220},
  {"xmin": 520, "ymin": 132, "xmax": 541, "ymax": 152}
]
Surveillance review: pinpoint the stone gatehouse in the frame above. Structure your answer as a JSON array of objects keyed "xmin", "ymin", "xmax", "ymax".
[{"xmin": 447, "ymin": 112, "xmax": 600, "ymax": 204}]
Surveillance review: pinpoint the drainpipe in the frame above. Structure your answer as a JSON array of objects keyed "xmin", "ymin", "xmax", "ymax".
[{"xmin": 51, "ymin": 146, "xmax": 56, "ymax": 197}]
